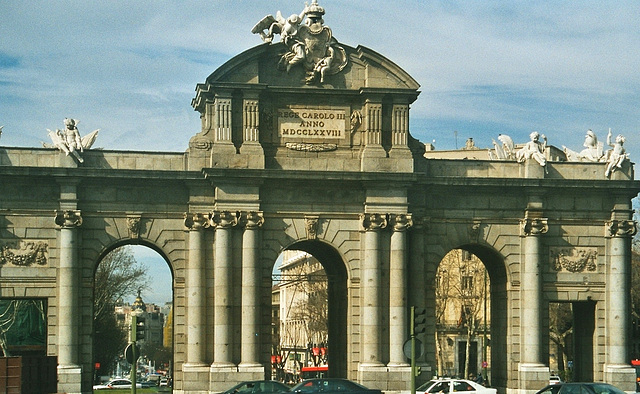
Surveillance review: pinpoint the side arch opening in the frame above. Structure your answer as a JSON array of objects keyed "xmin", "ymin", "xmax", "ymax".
[
  {"xmin": 92, "ymin": 242, "xmax": 174, "ymax": 387},
  {"xmin": 272, "ymin": 239, "xmax": 348, "ymax": 381}
]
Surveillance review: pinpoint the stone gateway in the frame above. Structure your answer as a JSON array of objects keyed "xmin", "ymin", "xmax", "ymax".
[{"xmin": 0, "ymin": 2, "xmax": 639, "ymax": 393}]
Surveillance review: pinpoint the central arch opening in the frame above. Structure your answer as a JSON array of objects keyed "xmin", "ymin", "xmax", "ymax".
[
  {"xmin": 271, "ymin": 240, "xmax": 347, "ymax": 382},
  {"xmin": 433, "ymin": 245, "xmax": 508, "ymax": 388}
]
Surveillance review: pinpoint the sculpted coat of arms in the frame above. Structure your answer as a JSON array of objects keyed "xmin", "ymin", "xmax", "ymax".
[{"xmin": 252, "ymin": 0, "xmax": 348, "ymax": 84}]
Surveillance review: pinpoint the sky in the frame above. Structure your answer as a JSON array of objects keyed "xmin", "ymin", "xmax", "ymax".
[{"xmin": 1, "ymin": 2, "xmax": 639, "ymax": 300}]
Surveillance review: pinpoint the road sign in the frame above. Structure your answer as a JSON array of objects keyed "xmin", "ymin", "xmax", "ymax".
[
  {"xmin": 124, "ymin": 343, "xmax": 140, "ymax": 364},
  {"xmin": 403, "ymin": 338, "xmax": 424, "ymax": 359}
]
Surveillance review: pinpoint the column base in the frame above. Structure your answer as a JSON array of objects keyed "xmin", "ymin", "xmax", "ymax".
[
  {"xmin": 518, "ymin": 363, "xmax": 549, "ymax": 392},
  {"xmin": 57, "ymin": 366, "xmax": 82, "ymax": 394},
  {"xmin": 604, "ymin": 364, "xmax": 636, "ymax": 392},
  {"xmin": 238, "ymin": 362, "xmax": 264, "ymax": 371},
  {"xmin": 358, "ymin": 364, "xmax": 426, "ymax": 392},
  {"xmin": 183, "ymin": 364, "xmax": 211, "ymax": 393}
]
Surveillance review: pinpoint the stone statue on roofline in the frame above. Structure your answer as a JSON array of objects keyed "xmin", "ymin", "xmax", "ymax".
[
  {"xmin": 251, "ymin": 0, "xmax": 348, "ymax": 85},
  {"xmin": 488, "ymin": 134, "xmax": 515, "ymax": 160},
  {"xmin": 563, "ymin": 129, "xmax": 605, "ymax": 162},
  {"xmin": 516, "ymin": 131, "xmax": 547, "ymax": 167},
  {"xmin": 43, "ymin": 118, "xmax": 99, "ymax": 164},
  {"xmin": 604, "ymin": 129, "xmax": 628, "ymax": 178}
]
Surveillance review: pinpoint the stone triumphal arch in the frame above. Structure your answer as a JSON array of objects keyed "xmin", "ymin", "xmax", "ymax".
[{"xmin": 0, "ymin": 2, "xmax": 639, "ymax": 393}]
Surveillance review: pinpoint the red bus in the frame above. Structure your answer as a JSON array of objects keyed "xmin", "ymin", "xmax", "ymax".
[{"xmin": 301, "ymin": 366, "xmax": 328, "ymax": 379}]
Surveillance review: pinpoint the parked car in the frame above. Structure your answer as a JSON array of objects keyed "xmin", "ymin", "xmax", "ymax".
[
  {"xmin": 416, "ymin": 378, "xmax": 497, "ymax": 394},
  {"xmin": 291, "ymin": 378, "xmax": 382, "ymax": 394},
  {"xmin": 549, "ymin": 375, "xmax": 562, "ymax": 385},
  {"xmin": 220, "ymin": 380, "xmax": 291, "ymax": 394},
  {"xmin": 536, "ymin": 382, "xmax": 625, "ymax": 394},
  {"xmin": 93, "ymin": 378, "xmax": 142, "ymax": 390}
]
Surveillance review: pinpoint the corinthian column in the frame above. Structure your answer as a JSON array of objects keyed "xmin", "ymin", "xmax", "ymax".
[
  {"xmin": 239, "ymin": 211, "xmax": 264, "ymax": 368},
  {"xmin": 360, "ymin": 213, "xmax": 387, "ymax": 367},
  {"xmin": 388, "ymin": 214, "xmax": 412, "ymax": 367},
  {"xmin": 184, "ymin": 212, "xmax": 210, "ymax": 366},
  {"xmin": 605, "ymin": 219, "xmax": 636, "ymax": 365},
  {"xmin": 211, "ymin": 210, "xmax": 237, "ymax": 368},
  {"xmin": 519, "ymin": 217, "xmax": 547, "ymax": 367},
  {"xmin": 55, "ymin": 210, "xmax": 82, "ymax": 369}
]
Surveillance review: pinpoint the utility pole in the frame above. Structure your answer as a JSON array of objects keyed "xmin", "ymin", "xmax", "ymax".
[
  {"xmin": 411, "ymin": 306, "xmax": 426, "ymax": 394},
  {"xmin": 130, "ymin": 314, "xmax": 138, "ymax": 394}
]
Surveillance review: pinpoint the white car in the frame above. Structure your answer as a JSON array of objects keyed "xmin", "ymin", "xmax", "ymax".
[
  {"xmin": 417, "ymin": 378, "xmax": 496, "ymax": 394},
  {"xmin": 93, "ymin": 378, "xmax": 142, "ymax": 390},
  {"xmin": 549, "ymin": 375, "xmax": 562, "ymax": 385}
]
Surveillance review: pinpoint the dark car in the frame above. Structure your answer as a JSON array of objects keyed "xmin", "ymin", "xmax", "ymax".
[
  {"xmin": 220, "ymin": 380, "xmax": 291, "ymax": 394},
  {"xmin": 536, "ymin": 382, "xmax": 625, "ymax": 394},
  {"xmin": 291, "ymin": 378, "xmax": 382, "ymax": 394}
]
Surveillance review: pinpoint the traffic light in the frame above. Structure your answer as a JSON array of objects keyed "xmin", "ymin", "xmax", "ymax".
[
  {"xmin": 413, "ymin": 307, "xmax": 426, "ymax": 335},
  {"xmin": 136, "ymin": 316, "xmax": 146, "ymax": 341}
]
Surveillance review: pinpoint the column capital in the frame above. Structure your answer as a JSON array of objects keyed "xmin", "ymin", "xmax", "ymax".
[
  {"xmin": 55, "ymin": 210, "xmax": 82, "ymax": 228},
  {"xmin": 211, "ymin": 210, "xmax": 238, "ymax": 229},
  {"xmin": 242, "ymin": 211, "xmax": 264, "ymax": 229},
  {"xmin": 389, "ymin": 213, "xmax": 412, "ymax": 232},
  {"xmin": 520, "ymin": 217, "xmax": 548, "ymax": 236},
  {"xmin": 360, "ymin": 213, "xmax": 387, "ymax": 231},
  {"xmin": 605, "ymin": 219, "xmax": 637, "ymax": 238},
  {"xmin": 184, "ymin": 212, "xmax": 211, "ymax": 230}
]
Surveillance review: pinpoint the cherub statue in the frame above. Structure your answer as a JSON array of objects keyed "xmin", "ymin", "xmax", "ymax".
[
  {"xmin": 44, "ymin": 118, "xmax": 99, "ymax": 164},
  {"xmin": 0, "ymin": 125, "xmax": 3, "ymax": 140},
  {"xmin": 516, "ymin": 131, "xmax": 547, "ymax": 167},
  {"xmin": 604, "ymin": 129, "xmax": 628, "ymax": 177}
]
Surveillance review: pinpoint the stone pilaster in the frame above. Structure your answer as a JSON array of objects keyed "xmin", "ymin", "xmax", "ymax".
[
  {"xmin": 55, "ymin": 210, "xmax": 82, "ymax": 370},
  {"xmin": 604, "ymin": 218, "xmax": 637, "ymax": 389},
  {"xmin": 184, "ymin": 212, "xmax": 210, "ymax": 367},
  {"xmin": 211, "ymin": 210, "xmax": 238, "ymax": 368},
  {"xmin": 361, "ymin": 100, "xmax": 387, "ymax": 172},
  {"xmin": 518, "ymin": 217, "xmax": 549, "ymax": 389},
  {"xmin": 359, "ymin": 213, "xmax": 387, "ymax": 367},
  {"xmin": 239, "ymin": 211, "xmax": 264, "ymax": 370},
  {"xmin": 240, "ymin": 98, "xmax": 265, "ymax": 168},
  {"xmin": 388, "ymin": 214, "xmax": 411, "ymax": 367}
]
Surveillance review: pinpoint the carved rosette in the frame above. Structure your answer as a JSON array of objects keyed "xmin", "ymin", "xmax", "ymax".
[
  {"xmin": 520, "ymin": 218, "xmax": 548, "ymax": 236},
  {"xmin": 606, "ymin": 219, "xmax": 637, "ymax": 237},
  {"xmin": 184, "ymin": 212, "xmax": 211, "ymax": 231},
  {"xmin": 305, "ymin": 215, "xmax": 319, "ymax": 239},
  {"xmin": 390, "ymin": 214, "xmax": 412, "ymax": 232},
  {"xmin": 0, "ymin": 240, "xmax": 49, "ymax": 266},
  {"xmin": 549, "ymin": 247, "xmax": 598, "ymax": 272},
  {"xmin": 243, "ymin": 211, "xmax": 265, "ymax": 230},
  {"xmin": 360, "ymin": 213, "xmax": 388, "ymax": 231},
  {"xmin": 211, "ymin": 210, "xmax": 238, "ymax": 229},
  {"xmin": 54, "ymin": 210, "xmax": 83, "ymax": 228}
]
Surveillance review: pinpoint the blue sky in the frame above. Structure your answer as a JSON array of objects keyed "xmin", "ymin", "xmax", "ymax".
[
  {"xmin": 1, "ymin": 2, "xmax": 639, "ymax": 300},
  {"xmin": 0, "ymin": 1, "xmax": 638, "ymax": 160}
]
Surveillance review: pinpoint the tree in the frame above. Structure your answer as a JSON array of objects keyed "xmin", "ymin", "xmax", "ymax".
[
  {"xmin": 549, "ymin": 303, "xmax": 573, "ymax": 379},
  {"xmin": 93, "ymin": 246, "xmax": 149, "ymax": 378}
]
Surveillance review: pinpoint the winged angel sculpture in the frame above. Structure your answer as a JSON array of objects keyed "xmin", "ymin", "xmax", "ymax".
[
  {"xmin": 43, "ymin": 118, "xmax": 99, "ymax": 164},
  {"xmin": 251, "ymin": 0, "xmax": 348, "ymax": 84}
]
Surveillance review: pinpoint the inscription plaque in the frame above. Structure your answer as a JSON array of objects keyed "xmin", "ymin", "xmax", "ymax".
[{"xmin": 278, "ymin": 108, "xmax": 346, "ymax": 140}]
